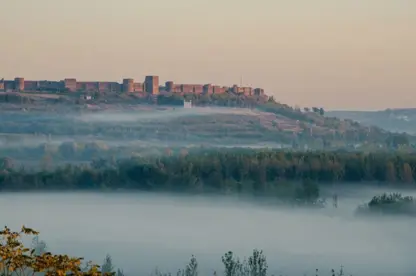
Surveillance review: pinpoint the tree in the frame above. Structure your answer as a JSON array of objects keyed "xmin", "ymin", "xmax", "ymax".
[
  {"xmin": 385, "ymin": 161, "xmax": 396, "ymax": 183},
  {"xmin": 247, "ymin": 249, "xmax": 268, "ymax": 276},
  {"xmin": 116, "ymin": 268, "xmax": 125, "ymax": 276},
  {"xmin": 319, "ymin": 108, "xmax": 325, "ymax": 116},
  {"xmin": 401, "ymin": 163, "xmax": 413, "ymax": 183},
  {"xmin": 222, "ymin": 251, "xmax": 249, "ymax": 276},
  {"xmin": 185, "ymin": 255, "xmax": 198, "ymax": 276},
  {"xmin": 296, "ymin": 180, "xmax": 320, "ymax": 204},
  {"xmin": 386, "ymin": 134, "xmax": 409, "ymax": 149},
  {"xmin": 101, "ymin": 254, "xmax": 115, "ymax": 274},
  {"xmin": 0, "ymin": 226, "xmax": 110, "ymax": 276},
  {"xmin": 31, "ymin": 236, "xmax": 47, "ymax": 256},
  {"xmin": 91, "ymin": 158, "xmax": 109, "ymax": 170},
  {"xmin": 176, "ymin": 255, "xmax": 198, "ymax": 276},
  {"xmin": 41, "ymin": 153, "xmax": 53, "ymax": 171},
  {"xmin": 0, "ymin": 157, "xmax": 14, "ymax": 170},
  {"xmin": 58, "ymin": 141, "xmax": 78, "ymax": 159}
]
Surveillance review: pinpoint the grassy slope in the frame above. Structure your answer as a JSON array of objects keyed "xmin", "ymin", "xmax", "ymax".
[{"xmin": 0, "ymin": 93, "xmax": 400, "ymax": 147}]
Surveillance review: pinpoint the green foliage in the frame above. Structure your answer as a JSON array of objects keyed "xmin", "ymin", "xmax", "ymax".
[
  {"xmin": 247, "ymin": 250, "xmax": 267, "ymax": 276},
  {"xmin": 222, "ymin": 251, "xmax": 241, "ymax": 276},
  {"xmin": 295, "ymin": 180, "xmax": 322, "ymax": 206},
  {"xmin": 356, "ymin": 193, "xmax": 416, "ymax": 216},
  {"xmin": 2, "ymin": 150, "xmax": 416, "ymax": 196},
  {"xmin": 101, "ymin": 254, "xmax": 115, "ymax": 274},
  {"xmin": 386, "ymin": 134, "xmax": 409, "ymax": 149},
  {"xmin": 175, "ymin": 255, "xmax": 198, "ymax": 276},
  {"xmin": 157, "ymin": 94, "xmax": 184, "ymax": 106},
  {"xmin": 155, "ymin": 93, "xmax": 258, "ymax": 108},
  {"xmin": 369, "ymin": 193, "xmax": 414, "ymax": 206},
  {"xmin": 184, "ymin": 255, "xmax": 198, "ymax": 276},
  {"xmin": 116, "ymin": 268, "xmax": 125, "ymax": 276},
  {"xmin": 221, "ymin": 250, "xmax": 267, "ymax": 276}
]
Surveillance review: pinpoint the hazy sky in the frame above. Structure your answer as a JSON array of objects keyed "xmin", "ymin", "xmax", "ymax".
[{"xmin": 1, "ymin": 0, "xmax": 415, "ymax": 110}]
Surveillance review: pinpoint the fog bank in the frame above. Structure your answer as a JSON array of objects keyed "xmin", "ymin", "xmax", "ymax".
[
  {"xmin": 74, "ymin": 107, "xmax": 260, "ymax": 123},
  {"xmin": 1, "ymin": 189, "xmax": 416, "ymax": 276}
]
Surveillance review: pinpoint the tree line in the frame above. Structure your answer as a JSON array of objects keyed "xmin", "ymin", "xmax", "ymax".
[{"xmin": 1, "ymin": 150, "xmax": 416, "ymax": 193}]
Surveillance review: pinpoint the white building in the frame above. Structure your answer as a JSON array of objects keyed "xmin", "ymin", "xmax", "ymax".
[
  {"xmin": 184, "ymin": 100, "xmax": 192, "ymax": 108},
  {"xmin": 81, "ymin": 95, "xmax": 92, "ymax": 100}
]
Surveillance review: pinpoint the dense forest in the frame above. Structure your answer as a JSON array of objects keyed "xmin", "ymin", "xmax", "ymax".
[{"xmin": 1, "ymin": 149, "xmax": 416, "ymax": 193}]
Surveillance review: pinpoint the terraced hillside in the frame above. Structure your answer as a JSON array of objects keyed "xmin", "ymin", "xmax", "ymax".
[{"xmin": 0, "ymin": 102, "xmax": 397, "ymax": 151}]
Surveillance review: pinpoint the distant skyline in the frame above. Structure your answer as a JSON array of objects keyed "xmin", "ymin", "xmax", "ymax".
[{"xmin": 1, "ymin": 0, "xmax": 415, "ymax": 111}]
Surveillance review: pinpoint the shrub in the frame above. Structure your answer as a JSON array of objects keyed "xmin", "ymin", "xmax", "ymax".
[
  {"xmin": 356, "ymin": 193, "xmax": 416, "ymax": 217},
  {"xmin": 0, "ymin": 226, "xmax": 110, "ymax": 276}
]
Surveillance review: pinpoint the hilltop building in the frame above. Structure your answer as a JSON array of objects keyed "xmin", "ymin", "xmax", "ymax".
[
  {"xmin": 144, "ymin": 76, "xmax": 159, "ymax": 94},
  {"xmin": 0, "ymin": 75, "xmax": 266, "ymax": 98}
]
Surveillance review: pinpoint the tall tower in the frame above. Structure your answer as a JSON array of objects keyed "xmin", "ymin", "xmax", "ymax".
[
  {"xmin": 165, "ymin": 81, "xmax": 174, "ymax": 92},
  {"xmin": 14, "ymin": 77, "xmax": 24, "ymax": 91},
  {"xmin": 64, "ymin": 79, "xmax": 77, "ymax": 92},
  {"xmin": 203, "ymin": 84, "xmax": 213, "ymax": 94},
  {"xmin": 145, "ymin": 76, "xmax": 159, "ymax": 94},
  {"xmin": 122, "ymin": 78, "xmax": 134, "ymax": 93},
  {"xmin": 232, "ymin": 84, "xmax": 238, "ymax": 94}
]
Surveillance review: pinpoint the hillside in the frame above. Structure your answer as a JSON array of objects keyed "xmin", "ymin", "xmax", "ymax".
[
  {"xmin": 328, "ymin": 109, "xmax": 416, "ymax": 135},
  {"xmin": 0, "ymin": 101, "xmax": 400, "ymax": 152},
  {"xmin": 0, "ymin": 91, "xmax": 410, "ymax": 151}
]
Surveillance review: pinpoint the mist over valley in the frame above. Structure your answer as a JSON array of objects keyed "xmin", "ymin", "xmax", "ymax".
[
  {"xmin": 1, "ymin": 101, "xmax": 416, "ymax": 276},
  {"xmin": 1, "ymin": 190, "xmax": 416, "ymax": 276}
]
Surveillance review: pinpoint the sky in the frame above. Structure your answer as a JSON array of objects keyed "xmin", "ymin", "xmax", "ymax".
[{"xmin": 1, "ymin": 0, "xmax": 415, "ymax": 110}]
